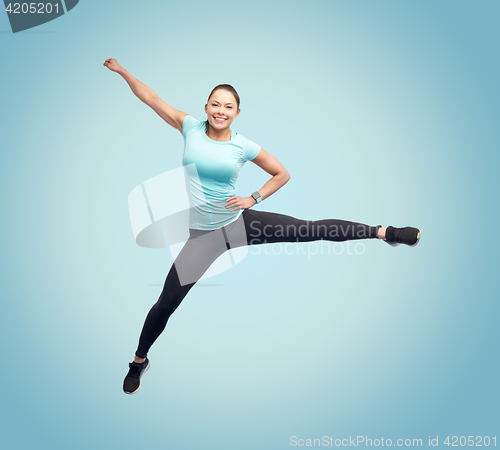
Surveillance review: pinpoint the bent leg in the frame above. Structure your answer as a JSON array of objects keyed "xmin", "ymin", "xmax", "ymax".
[
  {"xmin": 241, "ymin": 209, "xmax": 380, "ymax": 245},
  {"xmin": 135, "ymin": 228, "xmax": 228, "ymax": 358}
]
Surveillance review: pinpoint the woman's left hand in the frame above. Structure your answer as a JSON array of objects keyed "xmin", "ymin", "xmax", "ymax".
[{"xmin": 225, "ymin": 196, "xmax": 255, "ymax": 211}]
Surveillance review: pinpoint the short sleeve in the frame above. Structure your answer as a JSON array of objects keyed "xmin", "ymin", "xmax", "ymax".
[
  {"xmin": 243, "ymin": 138, "xmax": 261, "ymax": 162},
  {"xmin": 182, "ymin": 115, "xmax": 203, "ymax": 138}
]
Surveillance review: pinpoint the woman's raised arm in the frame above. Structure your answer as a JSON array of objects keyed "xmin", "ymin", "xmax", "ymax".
[{"xmin": 103, "ymin": 58, "xmax": 187, "ymax": 133}]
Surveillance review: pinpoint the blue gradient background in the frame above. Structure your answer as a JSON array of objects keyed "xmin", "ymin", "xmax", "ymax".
[{"xmin": 0, "ymin": 1, "xmax": 498, "ymax": 449}]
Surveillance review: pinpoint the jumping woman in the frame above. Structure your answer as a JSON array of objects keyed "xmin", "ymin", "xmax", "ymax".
[{"xmin": 103, "ymin": 58, "xmax": 422, "ymax": 395}]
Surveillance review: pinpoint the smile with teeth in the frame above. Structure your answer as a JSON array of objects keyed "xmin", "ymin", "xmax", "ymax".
[{"xmin": 214, "ymin": 117, "xmax": 226, "ymax": 123}]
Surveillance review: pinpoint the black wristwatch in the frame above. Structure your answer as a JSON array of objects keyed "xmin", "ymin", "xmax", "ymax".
[{"xmin": 251, "ymin": 191, "xmax": 262, "ymax": 204}]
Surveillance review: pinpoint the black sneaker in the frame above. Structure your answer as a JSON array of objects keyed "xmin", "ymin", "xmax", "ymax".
[
  {"xmin": 385, "ymin": 226, "xmax": 421, "ymax": 247},
  {"xmin": 123, "ymin": 358, "xmax": 150, "ymax": 394}
]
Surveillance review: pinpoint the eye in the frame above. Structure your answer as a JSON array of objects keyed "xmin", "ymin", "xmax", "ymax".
[{"xmin": 227, "ymin": 106, "xmax": 232, "ymax": 109}]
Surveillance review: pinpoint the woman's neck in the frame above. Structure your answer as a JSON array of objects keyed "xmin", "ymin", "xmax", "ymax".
[{"xmin": 206, "ymin": 124, "xmax": 232, "ymax": 142}]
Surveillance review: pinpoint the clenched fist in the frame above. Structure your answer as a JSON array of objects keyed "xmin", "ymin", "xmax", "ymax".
[{"xmin": 103, "ymin": 58, "xmax": 123, "ymax": 73}]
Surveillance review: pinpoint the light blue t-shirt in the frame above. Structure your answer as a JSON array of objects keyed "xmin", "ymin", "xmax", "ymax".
[{"xmin": 182, "ymin": 115, "xmax": 261, "ymax": 230}]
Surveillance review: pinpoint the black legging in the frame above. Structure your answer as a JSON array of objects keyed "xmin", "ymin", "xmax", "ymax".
[{"xmin": 135, "ymin": 209, "xmax": 380, "ymax": 358}]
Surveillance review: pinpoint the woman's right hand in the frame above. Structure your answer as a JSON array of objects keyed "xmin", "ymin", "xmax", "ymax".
[{"xmin": 103, "ymin": 58, "xmax": 123, "ymax": 73}]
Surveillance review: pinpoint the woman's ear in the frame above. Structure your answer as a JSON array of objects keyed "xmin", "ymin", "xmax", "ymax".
[
  {"xmin": 235, "ymin": 108, "xmax": 241, "ymax": 118},
  {"xmin": 204, "ymin": 104, "xmax": 208, "ymax": 113}
]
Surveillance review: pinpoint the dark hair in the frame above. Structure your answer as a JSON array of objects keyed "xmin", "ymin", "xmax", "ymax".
[{"xmin": 207, "ymin": 84, "xmax": 241, "ymax": 109}]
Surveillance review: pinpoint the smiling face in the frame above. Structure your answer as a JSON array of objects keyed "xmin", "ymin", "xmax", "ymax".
[{"xmin": 205, "ymin": 89, "xmax": 240, "ymax": 131}]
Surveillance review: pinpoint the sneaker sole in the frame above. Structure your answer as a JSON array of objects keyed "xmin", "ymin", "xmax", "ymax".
[
  {"xmin": 410, "ymin": 229, "xmax": 422, "ymax": 247},
  {"xmin": 124, "ymin": 360, "xmax": 150, "ymax": 395}
]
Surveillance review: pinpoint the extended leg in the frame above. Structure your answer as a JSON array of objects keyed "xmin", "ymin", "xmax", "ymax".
[
  {"xmin": 134, "ymin": 228, "xmax": 229, "ymax": 359},
  {"xmin": 134, "ymin": 264, "xmax": 195, "ymax": 359},
  {"xmin": 240, "ymin": 209, "xmax": 381, "ymax": 245}
]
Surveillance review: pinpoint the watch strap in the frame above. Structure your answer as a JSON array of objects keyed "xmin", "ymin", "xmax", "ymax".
[{"xmin": 251, "ymin": 191, "xmax": 262, "ymax": 204}]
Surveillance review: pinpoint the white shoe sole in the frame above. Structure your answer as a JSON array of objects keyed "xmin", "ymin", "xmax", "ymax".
[
  {"xmin": 124, "ymin": 360, "xmax": 150, "ymax": 395},
  {"xmin": 410, "ymin": 229, "xmax": 422, "ymax": 247}
]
